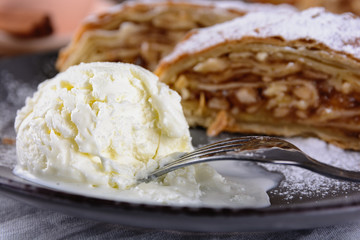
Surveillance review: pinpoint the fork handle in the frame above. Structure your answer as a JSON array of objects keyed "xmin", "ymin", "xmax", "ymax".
[{"xmin": 234, "ymin": 148, "xmax": 360, "ymax": 182}]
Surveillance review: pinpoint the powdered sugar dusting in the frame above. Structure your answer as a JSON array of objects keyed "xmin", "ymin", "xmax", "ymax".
[
  {"xmin": 162, "ymin": 8, "xmax": 360, "ymax": 64},
  {"xmin": 0, "ymin": 70, "xmax": 35, "ymax": 135},
  {"xmin": 0, "ymin": 69, "xmax": 35, "ymax": 168},
  {"xmin": 265, "ymin": 137, "xmax": 360, "ymax": 202}
]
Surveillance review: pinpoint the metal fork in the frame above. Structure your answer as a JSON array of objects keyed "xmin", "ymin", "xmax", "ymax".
[{"xmin": 138, "ymin": 136, "xmax": 360, "ymax": 183}]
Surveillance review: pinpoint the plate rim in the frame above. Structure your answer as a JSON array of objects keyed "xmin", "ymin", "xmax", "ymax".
[
  {"xmin": 1, "ymin": 166, "xmax": 360, "ymax": 217},
  {"xmin": 2, "ymin": 171, "xmax": 360, "ymax": 232},
  {"xmin": 2, "ymin": 51, "xmax": 360, "ymax": 232}
]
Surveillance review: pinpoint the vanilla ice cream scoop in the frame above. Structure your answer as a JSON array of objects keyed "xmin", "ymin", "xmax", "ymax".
[{"xmin": 14, "ymin": 62, "xmax": 192, "ymax": 189}]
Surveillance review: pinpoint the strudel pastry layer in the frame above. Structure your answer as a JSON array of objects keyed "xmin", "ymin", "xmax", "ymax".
[
  {"xmin": 56, "ymin": 0, "xmax": 294, "ymax": 71},
  {"xmin": 156, "ymin": 8, "xmax": 360, "ymax": 150}
]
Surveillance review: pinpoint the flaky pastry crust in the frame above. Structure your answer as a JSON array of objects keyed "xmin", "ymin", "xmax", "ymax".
[{"xmin": 156, "ymin": 8, "xmax": 360, "ymax": 150}]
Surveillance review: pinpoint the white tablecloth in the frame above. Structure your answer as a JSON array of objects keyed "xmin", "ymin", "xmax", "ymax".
[{"xmin": 2, "ymin": 195, "xmax": 360, "ymax": 240}]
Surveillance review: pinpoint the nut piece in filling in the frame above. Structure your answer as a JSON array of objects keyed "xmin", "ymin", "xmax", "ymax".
[
  {"xmin": 55, "ymin": 0, "xmax": 295, "ymax": 71},
  {"xmin": 156, "ymin": 8, "xmax": 360, "ymax": 150},
  {"xmin": 14, "ymin": 62, "xmax": 278, "ymax": 207}
]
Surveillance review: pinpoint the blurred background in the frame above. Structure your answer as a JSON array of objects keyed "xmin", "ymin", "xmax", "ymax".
[
  {"xmin": 0, "ymin": 0, "xmax": 359, "ymax": 57},
  {"xmin": 0, "ymin": 0, "xmax": 114, "ymax": 56}
]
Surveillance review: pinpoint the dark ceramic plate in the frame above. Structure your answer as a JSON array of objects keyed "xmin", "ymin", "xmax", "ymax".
[{"xmin": 1, "ymin": 52, "xmax": 360, "ymax": 232}]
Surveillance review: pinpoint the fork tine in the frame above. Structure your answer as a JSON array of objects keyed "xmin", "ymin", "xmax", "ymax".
[
  {"xmin": 181, "ymin": 137, "xmax": 249, "ymax": 157},
  {"xmin": 168, "ymin": 137, "xmax": 256, "ymax": 164},
  {"xmin": 166, "ymin": 136, "xmax": 295, "ymax": 166},
  {"xmin": 199, "ymin": 137, "xmax": 255, "ymax": 149}
]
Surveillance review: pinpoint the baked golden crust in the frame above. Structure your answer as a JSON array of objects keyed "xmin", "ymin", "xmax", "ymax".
[
  {"xmin": 56, "ymin": 0, "xmax": 295, "ymax": 71},
  {"xmin": 155, "ymin": 8, "xmax": 360, "ymax": 150}
]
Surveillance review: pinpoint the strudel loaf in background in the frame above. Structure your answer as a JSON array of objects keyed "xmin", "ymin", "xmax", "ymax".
[
  {"xmin": 56, "ymin": 0, "xmax": 295, "ymax": 72},
  {"xmin": 155, "ymin": 8, "xmax": 360, "ymax": 150}
]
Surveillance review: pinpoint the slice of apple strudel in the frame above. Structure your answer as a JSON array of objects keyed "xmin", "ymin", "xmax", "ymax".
[
  {"xmin": 56, "ymin": 0, "xmax": 295, "ymax": 72},
  {"xmin": 155, "ymin": 8, "xmax": 360, "ymax": 150}
]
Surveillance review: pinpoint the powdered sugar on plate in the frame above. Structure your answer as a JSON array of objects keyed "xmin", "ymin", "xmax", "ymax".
[
  {"xmin": 265, "ymin": 137, "xmax": 360, "ymax": 202},
  {"xmin": 0, "ymin": 69, "xmax": 36, "ymax": 168}
]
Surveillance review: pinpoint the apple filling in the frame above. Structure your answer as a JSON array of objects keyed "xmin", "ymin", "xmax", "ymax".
[{"xmin": 168, "ymin": 48, "xmax": 360, "ymax": 142}]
